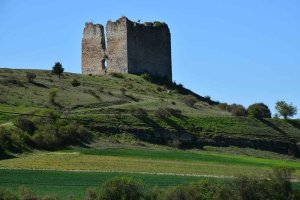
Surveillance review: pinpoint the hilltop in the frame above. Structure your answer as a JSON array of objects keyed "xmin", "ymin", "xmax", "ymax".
[{"xmin": 0, "ymin": 68, "xmax": 300, "ymax": 157}]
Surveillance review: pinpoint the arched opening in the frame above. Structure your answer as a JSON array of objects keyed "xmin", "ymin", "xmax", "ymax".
[
  {"xmin": 101, "ymin": 59, "xmax": 107, "ymax": 69},
  {"xmin": 101, "ymin": 58, "xmax": 108, "ymax": 75}
]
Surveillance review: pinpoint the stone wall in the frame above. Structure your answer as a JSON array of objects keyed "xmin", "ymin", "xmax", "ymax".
[
  {"xmin": 82, "ymin": 22, "xmax": 106, "ymax": 75},
  {"xmin": 106, "ymin": 17, "xmax": 128, "ymax": 73},
  {"xmin": 127, "ymin": 21, "xmax": 172, "ymax": 80},
  {"xmin": 82, "ymin": 17, "xmax": 172, "ymax": 80}
]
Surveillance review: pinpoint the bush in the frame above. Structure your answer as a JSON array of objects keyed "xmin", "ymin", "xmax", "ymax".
[
  {"xmin": 0, "ymin": 127, "xmax": 25, "ymax": 154},
  {"xmin": 49, "ymin": 89, "xmax": 58, "ymax": 105},
  {"xmin": 0, "ymin": 187, "xmax": 18, "ymax": 200},
  {"xmin": 85, "ymin": 188, "xmax": 97, "ymax": 200},
  {"xmin": 227, "ymin": 104, "xmax": 248, "ymax": 117},
  {"xmin": 120, "ymin": 87, "xmax": 127, "ymax": 95},
  {"xmin": 18, "ymin": 186, "xmax": 39, "ymax": 200},
  {"xmin": 26, "ymin": 72, "xmax": 37, "ymax": 83},
  {"xmin": 14, "ymin": 117, "xmax": 36, "ymax": 134},
  {"xmin": 130, "ymin": 107, "xmax": 148, "ymax": 118},
  {"xmin": 32, "ymin": 120, "xmax": 91, "ymax": 150},
  {"xmin": 98, "ymin": 176, "xmax": 145, "ymax": 200},
  {"xmin": 182, "ymin": 95, "xmax": 197, "ymax": 108},
  {"xmin": 32, "ymin": 124, "xmax": 61, "ymax": 149},
  {"xmin": 98, "ymin": 87, "xmax": 104, "ymax": 93},
  {"xmin": 165, "ymin": 108, "xmax": 182, "ymax": 117},
  {"xmin": 141, "ymin": 73, "xmax": 152, "ymax": 81},
  {"xmin": 110, "ymin": 72, "xmax": 124, "ymax": 79},
  {"xmin": 71, "ymin": 79, "xmax": 80, "ymax": 87},
  {"xmin": 218, "ymin": 103, "xmax": 229, "ymax": 111},
  {"xmin": 247, "ymin": 103, "xmax": 271, "ymax": 119},
  {"xmin": 164, "ymin": 181, "xmax": 229, "ymax": 200},
  {"xmin": 155, "ymin": 108, "xmax": 171, "ymax": 118}
]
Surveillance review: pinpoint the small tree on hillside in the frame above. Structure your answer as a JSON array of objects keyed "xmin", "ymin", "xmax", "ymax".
[
  {"xmin": 275, "ymin": 101, "xmax": 297, "ymax": 119},
  {"xmin": 52, "ymin": 62, "xmax": 64, "ymax": 78},
  {"xmin": 247, "ymin": 103, "xmax": 271, "ymax": 119}
]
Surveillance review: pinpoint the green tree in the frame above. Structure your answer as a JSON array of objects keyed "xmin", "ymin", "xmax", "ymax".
[
  {"xmin": 275, "ymin": 101, "xmax": 297, "ymax": 119},
  {"xmin": 52, "ymin": 62, "xmax": 64, "ymax": 78},
  {"xmin": 247, "ymin": 103, "xmax": 271, "ymax": 119}
]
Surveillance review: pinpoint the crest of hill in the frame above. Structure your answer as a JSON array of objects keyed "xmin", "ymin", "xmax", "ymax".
[{"xmin": 0, "ymin": 68, "xmax": 300, "ymax": 157}]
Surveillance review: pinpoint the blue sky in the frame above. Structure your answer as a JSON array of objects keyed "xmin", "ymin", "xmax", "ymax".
[{"xmin": 0, "ymin": 0, "xmax": 299, "ymax": 118}]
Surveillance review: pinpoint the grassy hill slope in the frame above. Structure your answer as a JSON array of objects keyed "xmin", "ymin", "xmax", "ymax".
[{"xmin": 0, "ymin": 68, "xmax": 300, "ymax": 156}]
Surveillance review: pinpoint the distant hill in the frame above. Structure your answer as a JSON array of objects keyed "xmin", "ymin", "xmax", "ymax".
[{"xmin": 0, "ymin": 68, "xmax": 300, "ymax": 156}]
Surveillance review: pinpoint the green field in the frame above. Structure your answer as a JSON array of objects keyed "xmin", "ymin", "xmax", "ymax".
[
  {"xmin": 1, "ymin": 147, "xmax": 300, "ymax": 198},
  {"xmin": 0, "ymin": 169, "xmax": 210, "ymax": 198},
  {"xmin": 1, "ymin": 148, "xmax": 300, "ymax": 177}
]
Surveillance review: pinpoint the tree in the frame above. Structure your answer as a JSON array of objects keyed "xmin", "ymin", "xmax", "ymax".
[
  {"xmin": 26, "ymin": 72, "xmax": 37, "ymax": 83},
  {"xmin": 227, "ymin": 104, "xmax": 248, "ymax": 117},
  {"xmin": 247, "ymin": 103, "xmax": 271, "ymax": 119},
  {"xmin": 52, "ymin": 62, "xmax": 64, "ymax": 78},
  {"xmin": 275, "ymin": 101, "xmax": 297, "ymax": 119}
]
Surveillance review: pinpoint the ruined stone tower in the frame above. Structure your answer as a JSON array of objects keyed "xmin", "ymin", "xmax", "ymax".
[{"xmin": 82, "ymin": 17, "xmax": 172, "ymax": 80}]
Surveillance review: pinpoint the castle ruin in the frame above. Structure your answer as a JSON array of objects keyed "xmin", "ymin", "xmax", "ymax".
[{"xmin": 82, "ymin": 17, "xmax": 172, "ymax": 80}]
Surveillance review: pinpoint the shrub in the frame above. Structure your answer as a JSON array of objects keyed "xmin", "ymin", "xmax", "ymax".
[
  {"xmin": 110, "ymin": 72, "xmax": 124, "ymax": 79},
  {"xmin": 168, "ymin": 139, "xmax": 182, "ymax": 148},
  {"xmin": 144, "ymin": 186, "xmax": 164, "ymax": 200},
  {"xmin": 204, "ymin": 96, "xmax": 211, "ymax": 101},
  {"xmin": 130, "ymin": 107, "xmax": 148, "ymax": 118},
  {"xmin": 98, "ymin": 176, "xmax": 145, "ymax": 200},
  {"xmin": 98, "ymin": 87, "xmax": 104, "ymax": 93},
  {"xmin": 26, "ymin": 72, "xmax": 37, "ymax": 83},
  {"xmin": 85, "ymin": 188, "xmax": 97, "ymax": 200},
  {"xmin": 235, "ymin": 167, "xmax": 295, "ymax": 200},
  {"xmin": 227, "ymin": 104, "xmax": 248, "ymax": 117},
  {"xmin": 120, "ymin": 87, "xmax": 127, "ymax": 95},
  {"xmin": 164, "ymin": 181, "xmax": 226, "ymax": 200},
  {"xmin": 49, "ymin": 89, "xmax": 58, "ymax": 105},
  {"xmin": 14, "ymin": 117, "xmax": 36, "ymax": 134},
  {"xmin": 183, "ymin": 95, "xmax": 197, "ymax": 108},
  {"xmin": 218, "ymin": 103, "xmax": 229, "ymax": 111},
  {"xmin": 141, "ymin": 73, "xmax": 152, "ymax": 81},
  {"xmin": 247, "ymin": 103, "xmax": 271, "ymax": 119},
  {"xmin": 0, "ymin": 187, "xmax": 18, "ymax": 200},
  {"xmin": 71, "ymin": 79, "xmax": 80, "ymax": 87},
  {"xmin": 18, "ymin": 186, "xmax": 39, "ymax": 200},
  {"xmin": 165, "ymin": 108, "xmax": 183, "ymax": 118},
  {"xmin": 275, "ymin": 101, "xmax": 298, "ymax": 119},
  {"xmin": 84, "ymin": 89, "xmax": 101, "ymax": 101},
  {"xmin": 32, "ymin": 124, "xmax": 60, "ymax": 149},
  {"xmin": 155, "ymin": 108, "xmax": 171, "ymax": 118},
  {"xmin": 41, "ymin": 195, "xmax": 59, "ymax": 200}
]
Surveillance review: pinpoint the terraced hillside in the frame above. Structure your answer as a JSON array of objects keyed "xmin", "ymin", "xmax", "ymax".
[{"xmin": 0, "ymin": 68, "xmax": 300, "ymax": 156}]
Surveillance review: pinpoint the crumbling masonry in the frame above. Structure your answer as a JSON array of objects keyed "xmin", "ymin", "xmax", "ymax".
[{"xmin": 82, "ymin": 17, "xmax": 172, "ymax": 80}]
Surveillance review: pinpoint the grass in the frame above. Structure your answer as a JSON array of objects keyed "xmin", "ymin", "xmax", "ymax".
[
  {"xmin": 71, "ymin": 148, "xmax": 300, "ymax": 169},
  {"xmin": 0, "ymin": 169, "xmax": 209, "ymax": 199},
  {"xmin": 1, "ymin": 147, "xmax": 300, "ymax": 198},
  {"xmin": 1, "ymin": 68, "xmax": 300, "ymax": 155},
  {"xmin": 1, "ymin": 148, "xmax": 300, "ymax": 178}
]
